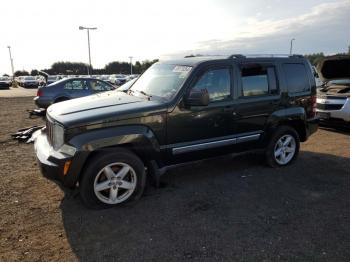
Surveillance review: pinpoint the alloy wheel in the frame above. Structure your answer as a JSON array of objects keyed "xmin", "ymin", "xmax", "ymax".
[
  {"xmin": 93, "ymin": 162, "xmax": 137, "ymax": 204},
  {"xmin": 274, "ymin": 134, "xmax": 296, "ymax": 165}
]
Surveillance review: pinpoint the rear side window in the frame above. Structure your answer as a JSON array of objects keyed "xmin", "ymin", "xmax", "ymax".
[
  {"xmin": 90, "ymin": 80, "xmax": 112, "ymax": 91},
  {"xmin": 283, "ymin": 63, "xmax": 310, "ymax": 93},
  {"xmin": 240, "ymin": 64, "xmax": 278, "ymax": 97},
  {"xmin": 64, "ymin": 80, "xmax": 89, "ymax": 90}
]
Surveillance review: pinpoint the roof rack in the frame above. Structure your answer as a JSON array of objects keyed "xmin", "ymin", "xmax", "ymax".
[{"xmin": 228, "ymin": 54, "xmax": 304, "ymax": 59}]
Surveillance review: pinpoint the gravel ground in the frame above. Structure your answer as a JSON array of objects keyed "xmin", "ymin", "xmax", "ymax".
[
  {"xmin": 0, "ymin": 87, "xmax": 37, "ymax": 98},
  {"xmin": 0, "ymin": 97, "xmax": 350, "ymax": 262}
]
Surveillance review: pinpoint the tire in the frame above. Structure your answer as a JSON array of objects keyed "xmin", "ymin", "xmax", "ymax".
[
  {"xmin": 79, "ymin": 148, "xmax": 146, "ymax": 209},
  {"xmin": 265, "ymin": 126, "xmax": 300, "ymax": 168}
]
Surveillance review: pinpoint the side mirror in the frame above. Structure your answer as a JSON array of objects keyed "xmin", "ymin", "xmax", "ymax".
[{"xmin": 185, "ymin": 88, "xmax": 209, "ymax": 106}]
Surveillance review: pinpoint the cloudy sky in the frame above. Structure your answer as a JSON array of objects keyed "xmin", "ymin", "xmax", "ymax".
[{"xmin": 0, "ymin": 0, "xmax": 349, "ymax": 75}]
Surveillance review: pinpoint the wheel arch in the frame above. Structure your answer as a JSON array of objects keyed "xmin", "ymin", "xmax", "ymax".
[
  {"xmin": 67, "ymin": 125, "xmax": 161, "ymax": 186},
  {"xmin": 264, "ymin": 107, "xmax": 308, "ymax": 144}
]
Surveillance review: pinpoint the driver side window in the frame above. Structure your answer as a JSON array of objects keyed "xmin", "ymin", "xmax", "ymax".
[{"xmin": 192, "ymin": 68, "xmax": 231, "ymax": 102}]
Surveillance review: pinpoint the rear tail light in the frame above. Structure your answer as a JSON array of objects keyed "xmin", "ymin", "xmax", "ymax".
[
  {"xmin": 37, "ymin": 89, "xmax": 43, "ymax": 97},
  {"xmin": 311, "ymin": 95, "xmax": 317, "ymax": 117}
]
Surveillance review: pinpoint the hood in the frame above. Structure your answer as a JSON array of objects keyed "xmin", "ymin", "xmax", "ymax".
[
  {"xmin": 47, "ymin": 91, "xmax": 166, "ymax": 128},
  {"xmin": 316, "ymin": 55, "xmax": 350, "ymax": 82}
]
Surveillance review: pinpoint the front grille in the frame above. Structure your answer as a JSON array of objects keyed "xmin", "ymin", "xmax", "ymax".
[
  {"xmin": 316, "ymin": 103, "xmax": 343, "ymax": 110},
  {"xmin": 46, "ymin": 117, "xmax": 54, "ymax": 146}
]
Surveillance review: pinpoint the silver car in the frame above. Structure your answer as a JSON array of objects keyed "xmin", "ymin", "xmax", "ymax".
[{"xmin": 316, "ymin": 55, "xmax": 350, "ymax": 126}]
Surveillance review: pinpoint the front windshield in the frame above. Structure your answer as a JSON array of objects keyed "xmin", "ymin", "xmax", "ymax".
[
  {"xmin": 117, "ymin": 78, "xmax": 137, "ymax": 92},
  {"xmin": 25, "ymin": 76, "xmax": 35, "ymax": 80},
  {"xmin": 129, "ymin": 63, "xmax": 192, "ymax": 100}
]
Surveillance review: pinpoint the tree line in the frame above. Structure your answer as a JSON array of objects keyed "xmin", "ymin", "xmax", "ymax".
[
  {"xmin": 12, "ymin": 45, "xmax": 350, "ymax": 76},
  {"xmin": 14, "ymin": 59, "xmax": 159, "ymax": 77},
  {"xmin": 304, "ymin": 46, "xmax": 350, "ymax": 65}
]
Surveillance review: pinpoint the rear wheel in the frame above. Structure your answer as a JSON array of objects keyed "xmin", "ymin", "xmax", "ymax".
[
  {"xmin": 79, "ymin": 148, "xmax": 146, "ymax": 209},
  {"xmin": 265, "ymin": 126, "xmax": 300, "ymax": 167}
]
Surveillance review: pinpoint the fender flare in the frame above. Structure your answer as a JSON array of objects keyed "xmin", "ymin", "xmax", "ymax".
[
  {"xmin": 64, "ymin": 125, "xmax": 161, "ymax": 187},
  {"xmin": 263, "ymin": 107, "xmax": 307, "ymax": 144},
  {"xmin": 69, "ymin": 125, "xmax": 161, "ymax": 155}
]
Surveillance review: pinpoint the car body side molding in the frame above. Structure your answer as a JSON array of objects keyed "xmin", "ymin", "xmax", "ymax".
[{"xmin": 170, "ymin": 132, "xmax": 262, "ymax": 155}]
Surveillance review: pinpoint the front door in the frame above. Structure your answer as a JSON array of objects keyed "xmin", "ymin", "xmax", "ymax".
[{"xmin": 166, "ymin": 65, "xmax": 234, "ymax": 162}]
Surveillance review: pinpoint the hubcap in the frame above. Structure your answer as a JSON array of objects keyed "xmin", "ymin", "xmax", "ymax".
[
  {"xmin": 274, "ymin": 134, "xmax": 296, "ymax": 165},
  {"xmin": 94, "ymin": 162, "xmax": 137, "ymax": 205}
]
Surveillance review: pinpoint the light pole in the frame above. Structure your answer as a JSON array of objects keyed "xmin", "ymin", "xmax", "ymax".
[
  {"xmin": 129, "ymin": 56, "xmax": 133, "ymax": 75},
  {"xmin": 79, "ymin": 26, "xmax": 97, "ymax": 75},
  {"xmin": 7, "ymin": 46, "xmax": 15, "ymax": 79},
  {"xmin": 290, "ymin": 38, "xmax": 295, "ymax": 55}
]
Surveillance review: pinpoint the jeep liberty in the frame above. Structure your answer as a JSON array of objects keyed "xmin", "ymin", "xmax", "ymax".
[{"xmin": 34, "ymin": 55, "xmax": 318, "ymax": 208}]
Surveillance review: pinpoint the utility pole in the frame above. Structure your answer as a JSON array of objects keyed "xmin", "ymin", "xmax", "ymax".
[
  {"xmin": 79, "ymin": 26, "xmax": 97, "ymax": 75},
  {"xmin": 129, "ymin": 56, "xmax": 133, "ymax": 75},
  {"xmin": 7, "ymin": 46, "xmax": 15, "ymax": 77},
  {"xmin": 290, "ymin": 38, "xmax": 295, "ymax": 55}
]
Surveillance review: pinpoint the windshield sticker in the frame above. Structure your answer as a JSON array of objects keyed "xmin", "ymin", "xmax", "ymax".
[{"xmin": 173, "ymin": 66, "xmax": 192, "ymax": 73}]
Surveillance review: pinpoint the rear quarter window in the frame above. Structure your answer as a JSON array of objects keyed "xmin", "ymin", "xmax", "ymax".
[{"xmin": 282, "ymin": 63, "xmax": 310, "ymax": 94}]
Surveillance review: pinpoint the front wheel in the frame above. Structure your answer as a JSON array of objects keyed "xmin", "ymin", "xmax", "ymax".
[
  {"xmin": 265, "ymin": 126, "xmax": 300, "ymax": 167},
  {"xmin": 79, "ymin": 148, "xmax": 146, "ymax": 209}
]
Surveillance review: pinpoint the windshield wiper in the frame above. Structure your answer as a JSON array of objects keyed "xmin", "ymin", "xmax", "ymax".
[{"xmin": 129, "ymin": 89, "xmax": 152, "ymax": 100}]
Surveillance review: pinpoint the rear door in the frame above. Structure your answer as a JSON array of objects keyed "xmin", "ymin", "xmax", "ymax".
[{"xmin": 232, "ymin": 62, "xmax": 281, "ymax": 136}]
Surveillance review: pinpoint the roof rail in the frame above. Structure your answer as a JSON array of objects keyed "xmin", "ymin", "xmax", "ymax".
[
  {"xmin": 228, "ymin": 54, "xmax": 304, "ymax": 59},
  {"xmin": 227, "ymin": 54, "xmax": 246, "ymax": 59}
]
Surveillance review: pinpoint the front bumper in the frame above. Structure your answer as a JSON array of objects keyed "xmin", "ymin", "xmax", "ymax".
[
  {"xmin": 0, "ymin": 82, "xmax": 11, "ymax": 89},
  {"xmin": 316, "ymin": 97, "xmax": 350, "ymax": 123},
  {"xmin": 34, "ymin": 130, "xmax": 77, "ymax": 188}
]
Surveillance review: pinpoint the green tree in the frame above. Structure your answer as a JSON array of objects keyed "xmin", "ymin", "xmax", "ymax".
[
  {"xmin": 50, "ymin": 61, "xmax": 91, "ymax": 75},
  {"xmin": 30, "ymin": 69, "xmax": 39, "ymax": 76},
  {"xmin": 304, "ymin": 53, "xmax": 325, "ymax": 66},
  {"xmin": 14, "ymin": 70, "xmax": 29, "ymax": 76}
]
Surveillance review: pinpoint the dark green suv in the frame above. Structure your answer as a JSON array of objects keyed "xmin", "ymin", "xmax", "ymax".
[{"xmin": 34, "ymin": 55, "xmax": 318, "ymax": 208}]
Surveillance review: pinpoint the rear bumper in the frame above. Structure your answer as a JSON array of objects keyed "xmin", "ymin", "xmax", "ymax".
[
  {"xmin": 23, "ymin": 83, "xmax": 39, "ymax": 88},
  {"xmin": 306, "ymin": 117, "xmax": 319, "ymax": 138},
  {"xmin": 34, "ymin": 96, "xmax": 52, "ymax": 108}
]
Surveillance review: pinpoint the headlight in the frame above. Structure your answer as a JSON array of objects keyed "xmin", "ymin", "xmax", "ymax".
[{"xmin": 53, "ymin": 123, "xmax": 64, "ymax": 150}]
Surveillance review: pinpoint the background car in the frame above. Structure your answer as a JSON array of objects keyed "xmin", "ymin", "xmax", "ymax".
[
  {"xmin": 116, "ymin": 77, "xmax": 137, "ymax": 92},
  {"xmin": 34, "ymin": 77, "xmax": 115, "ymax": 108},
  {"xmin": 22, "ymin": 76, "xmax": 39, "ymax": 88},
  {"xmin": 316, "ymin": 55, "xmax": 350, "ymax": 127},
  {"xmin": 108, "ymin": 74, "xmax": 128, "ymax": 85},
  {"xmin": 0, "ymin": 76, "xmax": 12, "ymax": 89},
  {"xmin": 312, "ymin": 66, "xmax": 323, "ymax": 87},
  {"xmin": 46, "ymin": 75, "xmax": 60, "ymax": 85}
]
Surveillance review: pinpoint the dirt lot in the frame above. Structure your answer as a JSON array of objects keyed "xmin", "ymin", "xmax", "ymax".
[
  {"xmin": 0, "ymin": 97, "xmax": 350, "ymax": 262},
  {"xmin": 0, "ymin": 87, "xmax": 37, "ymax": 98}
]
